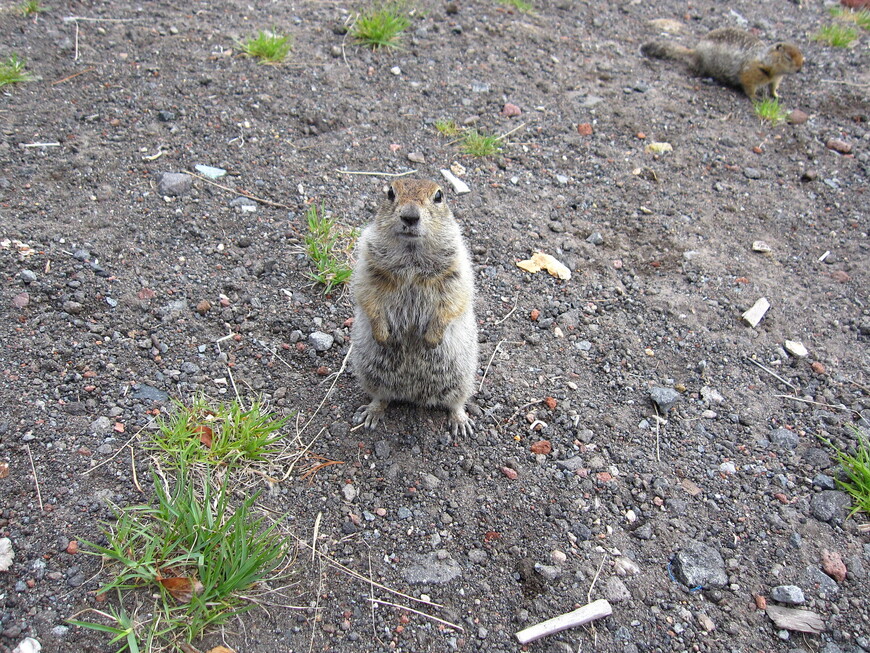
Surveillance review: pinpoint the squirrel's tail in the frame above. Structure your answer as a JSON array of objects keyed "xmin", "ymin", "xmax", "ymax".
[{"xmin": 641, "ymin": 41, "xmax": 695, "ymax": 63}]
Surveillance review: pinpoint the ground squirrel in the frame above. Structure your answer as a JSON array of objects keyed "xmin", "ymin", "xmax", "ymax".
[
  {"xmin": 641, "ymin": 27, "xmax": 803, "ymax": 100},
  {"xmin": 350, "ymin": 178, "xmax": 478, "ymax": 436}
]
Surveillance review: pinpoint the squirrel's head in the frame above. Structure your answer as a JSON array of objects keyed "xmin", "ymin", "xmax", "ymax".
[
  {"xmin": 774, "ymin": 42, "xmax": 803, "ymax": 72},
  {"xmin": 377, "ymin": 179, "xmax": 453, "ymax": 244}
]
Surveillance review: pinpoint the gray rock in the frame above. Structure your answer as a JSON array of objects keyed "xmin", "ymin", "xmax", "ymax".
[
  {"xmin": 132, "ymin": 384, "xmax": 169, "ymax": 402},
  {"xmin": 810, "ymin": 490, "xmax": 850, "ymax": 524},
  {"xmin": 20, "ymin": 269, "xmax": 37, "ymax": 283},
  {"xmin": 770, "ymin": 428, "xmax": 799, "ymax": 450},
  {"xmin": 90, "ymin": 416, "xmax": 112, "ymax": 434},
  {"xmin": 308, "ymin": 331, "xmax": 334, "ymax": 352},
  {"xmin": 802, "ymin": 447, "xmax": 832, "ymax": 469},
  {"xmin": 744, "ymin": 167, "xmax": 762, "ymax": 180},
  {"xmin": 341, "ymin": 484, "xmax": 356, "ymax": 502},
  {"xmin": 572, "ymin": 523, "xmax": 592, "ymax": 540},
  {"xmin": 770, "ymin": 585, "xmax": 805, "ymax": 605},
  {"xmin": 811, "ymin": 474, "xmax": 836, "ymax": 490},
  {"xmin": 671, "ymin": 540, "xmax": 727, "ymax": 589},
  {"xmin": 805, "ymin": 565, "xmax": 839, "ymax": 599},
  {"xmin": 421, "ymin": 473, "xmax": 441, "ymax": 490},
  {"xmin": 156, "ymin": 172, "xmax": 192, "ymax": 196},
  {"xmin": 397, "ymin": 507, "xmax": 412, "ymax": 519},
  {"xmin": 535, "ymin": 564, "xmax": 562, "ymax": 581},
  {"xmin": 586, "ymin": 231, "xmax": 604, "ymax": 245},
  {"xmin": 62, "ymin": 300, "xmax": 83, "ymax": 315},
  {"xmin": 374, "ymin": 440, "xmax": 391, "ymax": 459},
  {"xmin": 67, "ymin": 571, "xmax": 86, "ymax": 587},
  {"xmin": 650, "ymin": 387, "xmax": 681, "ymax": 414},
  {"xmin": 468, "ymin": 549, "xmax": 488, "ymax": 564},
  {"xmin": 556, "ymin": 456, "xmax": 585, "ymax": 472},
  {"xmin": 229, "ymin": 196, "xmax": 258, "ymax": 212},
  {"xmin": 402, "ymin": 552, "xmax": 462, "ymax": 584},
  {"xmin": 604, "ymin": 576, "xmax": 632, "ymax": 603}
]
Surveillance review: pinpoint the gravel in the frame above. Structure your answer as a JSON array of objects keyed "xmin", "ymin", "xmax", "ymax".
[{"xmin": 0, "ymin": 0, "xmax": 867, "ymax": 651}]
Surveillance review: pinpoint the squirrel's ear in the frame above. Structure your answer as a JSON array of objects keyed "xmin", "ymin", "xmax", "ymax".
[
  {"xmin": 433, "ymin": 189, "xmax": 443, "ymax": 203},
  {"xmin": 775, "ymin": 43, "xmax": 784, "ymax": 50},
  {"xmin": 386, "ymin": 185, "xmax": 396, "ymax": 201}
]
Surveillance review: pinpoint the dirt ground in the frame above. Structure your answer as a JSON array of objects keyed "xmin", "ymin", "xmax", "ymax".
[{"xmin": 0, "ymin": 0, "xmax": 868, "ymax": 651}]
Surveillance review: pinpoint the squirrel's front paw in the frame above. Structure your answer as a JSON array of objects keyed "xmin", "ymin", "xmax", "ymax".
[
  {"xmin": 371, "ymin": 320, "xmax": 391, "ymax": 344},
  {"xmin": 448, "ymin": 407, "xmax": 474, "ymax": 437},
  {"xmin": 422, "ymin": 327, "xmax": 444, "ymax": 349},
  {"xmin": 354, "ymin": 399, "xmax": 388, "ymax": 430}
]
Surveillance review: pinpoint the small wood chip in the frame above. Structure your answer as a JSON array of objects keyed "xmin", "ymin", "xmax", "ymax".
[
  {"xmin": 765, "ymin": 605, "xmax": 826, "ymax": 634},
  {"xmin": 751, "ymin": 240, "xmax": 772, "ymax": 253},
  {"xmin": 742, "ymin": 297, "xmax": 770, "ymax": 327},
  {"xmin": 440, "ymin": 169, "xmax": 470, "ymax": 195}
]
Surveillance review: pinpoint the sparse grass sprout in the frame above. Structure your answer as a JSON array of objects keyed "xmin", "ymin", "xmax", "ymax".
[
  {"xmin": 461, "ymin": 129, "xmax": 503, "ymax": 157},
  {"xmin": 239, "ymin": 29, "xmax": 293, "ymax": 63},
  {"xmin": 352, "ymin": 3, "xmax": 411, "ymax": 49},
  {"xmin": 753, "ymin": 97, "xmax": 790, "ymax": 126},
  {"xmin": 435, "ymin": 119, "xmax": 462, "ymax": 137},
  {"xmin": 817, "ymin": 428, "xmax": 870, "ymax": 518},
  {"xmin": 829, "ymin": 6, "xmax": 870, "ymax": 30},
  {"xmin": 497, "ymin": 0, "xmax": 534, "ymax": 13},
  {"xmin": 0, "ymin": 55, "xmax": 32, "ymax": 87},
  {"xmin": 304, "ymin": 203, "xmax": 357, "ymax": 294},
  {"xmin": 813, "ymin": 23, "xmax": 858, "ymax": 47},
  {"xmin": 18, "ymin": 0, "xmax": 46, "ymax": 16}
]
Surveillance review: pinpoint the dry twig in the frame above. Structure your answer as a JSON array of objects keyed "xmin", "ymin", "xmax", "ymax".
[{"xmin": 25, "ymin": 444, "xmax": 43, "ymax": 511}]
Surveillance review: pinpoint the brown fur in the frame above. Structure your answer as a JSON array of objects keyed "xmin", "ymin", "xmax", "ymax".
[
  {"xmin": 642, "ymin": 27, "xmax": 803, "ymax": 99},
  {"xmin": 349, "ymin": 179, "xmax": 478, "ymax": 436}
]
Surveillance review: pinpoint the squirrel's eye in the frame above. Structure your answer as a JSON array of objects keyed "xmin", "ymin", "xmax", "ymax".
[
  {"xmin": 387, "ymin": 187, "xmax": 396, "ymax": 201},
  {"xmin": 433, "ymin": 190, "xmax": 443, "ymax": 203}
]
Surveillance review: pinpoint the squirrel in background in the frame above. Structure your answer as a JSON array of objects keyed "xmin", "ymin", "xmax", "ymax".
[{"xmin": 642, "ymin": 27, "xmax": 803, "ymax": 100}]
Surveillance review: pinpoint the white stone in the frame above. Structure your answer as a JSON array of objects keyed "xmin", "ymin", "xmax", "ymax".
[
  {"xmin": 784, "ymin": 340, "xmax": 808, "ymax": 358},
  {"xmin": 742, "ymin": 297, "xmax": 770, "ymax": 327},
  {"xmin": 614, "ymin": 556, "xmax": 640, "ymax": 576}
]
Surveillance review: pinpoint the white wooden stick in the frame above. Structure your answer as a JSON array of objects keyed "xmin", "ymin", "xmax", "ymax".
[{"xmin": 515, "ymin": 599, "xmax": 613, "ymax": 644}]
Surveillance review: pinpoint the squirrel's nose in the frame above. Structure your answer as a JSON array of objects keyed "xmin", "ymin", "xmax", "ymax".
[{"xmin": 400, "ymin": 206, "xmax": 420, "ymax": 227}]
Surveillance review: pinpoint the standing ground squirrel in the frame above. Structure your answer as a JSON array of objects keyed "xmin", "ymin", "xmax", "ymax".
[
  {"xmin": 350, "ymin": 178, "xmax": 478, "ymax": 436},
  {"xmin": 641, "ymin": 27, "xmax": 803, "ymax": 100}
]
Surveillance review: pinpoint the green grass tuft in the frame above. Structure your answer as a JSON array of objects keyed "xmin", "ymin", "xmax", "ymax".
[
  {"xmin": 753, "ymin": 97, "xmax": 790, "ymax": 127},
  {"xmin": 0, "ymin": 55, "xmax": 32, "ymax": 87},
  {"xmin": 817, "ymin": 427, "xmax": 870, "ymax": 518},
  {"xmin": 461, "ymin": 129, "xmax": 503, "ymax": 157},
  {"xmin": 75, "ymin": 467, "xmax": 289, "ymax": 647},
  {"xmin": 352, "ymin": 3, "xmax": 412, "ymax": 50},
  {"xmin": 829, "ymin": 6, "xmax": 870, "ymax": 30},
  {"xmin": 239, "ymin": 29, "xmax": 293, "ymax": 63},
  {"xmin": 18, "ymin": 0, "xmax": 46, "ymax": 16},
  {"xmin": 149, "ymin": 396, "xmax": 290, "ymax": 468},
  {"xmin": 497, "ymin": 0, "xmax": 534, "ymax": 13},
  {"xmin": 813, "ymin": 23, "xmax": 858, "ymax": 47},
  {"xmin": 435, "ymin": 118, "xmax": 462, "ymax": 137},
  {"xmin": 304, "ymin": 203, "xmax": 357, "ymax": 294}
]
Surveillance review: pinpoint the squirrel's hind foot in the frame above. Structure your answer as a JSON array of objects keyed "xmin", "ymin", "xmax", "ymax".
[
  {"xmin": 449, "ymin": 407, "xmax": 474, "ymax": 437},
  {"xmin": 355, "ymin": 399, "xmax": 389, "ymax": 430}
]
